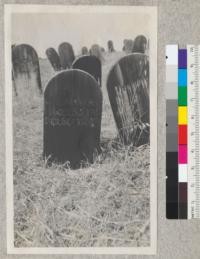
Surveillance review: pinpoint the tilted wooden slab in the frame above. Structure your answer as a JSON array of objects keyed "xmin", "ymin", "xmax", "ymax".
[{"xmin": 107, "ymin": 53, "xmax": 149, "ymax": 146}]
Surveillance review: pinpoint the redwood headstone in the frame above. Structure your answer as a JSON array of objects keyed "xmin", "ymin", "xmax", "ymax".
[
  {"xmin": 107, "ymin": 54, "xmax": 149, "ymax": 146},
  {"xmin": 44, "ymin": 69, "xmax": 102, "ymax": 169},
  {"xmin": 46, "ymin": 47, "xmax": 62, "ymax": 71},
  {"xmin": 58, "ymin": 42, "xmax": 75, "ymax": 69},
  {"xmin": 12, "ymin": 44, "xmax": 42, "ymax": 95},
  {"xmin": 72, "ymin": 55, "xmax": 101, "ymax": 86}
]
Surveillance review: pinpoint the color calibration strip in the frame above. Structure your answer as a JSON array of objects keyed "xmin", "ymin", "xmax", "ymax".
[
  {"xmin": 166, "ymin": 45, "xmax": 178, "ymax": 219},
  {"xmin": 178, "ymin": 49, "xmax": 188, "ymax": 219},
  {"xmin": 166, "ymin": 45, "xmax": 200, "ymax": 219}
]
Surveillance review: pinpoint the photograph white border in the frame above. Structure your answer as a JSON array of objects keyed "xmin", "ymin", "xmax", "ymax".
[{"xmin": 4, "ymin": 4, "xmax": 157, "ymax": 255}]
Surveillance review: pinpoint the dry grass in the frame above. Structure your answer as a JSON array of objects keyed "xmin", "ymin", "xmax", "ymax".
[{"xmin": 13, "ymin": 51, "xmax": 150, "ymax": 247}]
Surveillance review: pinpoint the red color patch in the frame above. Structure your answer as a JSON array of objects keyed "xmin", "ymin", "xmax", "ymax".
[{"xmin": 178, "ymin": 125, "xmax": 187, "ymax": 145}]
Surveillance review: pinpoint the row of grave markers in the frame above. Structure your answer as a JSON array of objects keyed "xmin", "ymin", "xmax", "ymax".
[
  {"xmin": 12, "ymin": 36, "xmax": 149, "ymax": 169},
  {"xmin": 46, "ymin": 36, "xmax": 148, "ymax": 73},
  {"xmin": 46, "ymin": 43, "xmax": 104, "ymax": 72}
]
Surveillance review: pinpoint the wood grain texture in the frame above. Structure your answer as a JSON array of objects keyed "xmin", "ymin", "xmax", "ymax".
[{"xmin": 107, "ymin": 54, "xmax": 149, "ymax": 146}]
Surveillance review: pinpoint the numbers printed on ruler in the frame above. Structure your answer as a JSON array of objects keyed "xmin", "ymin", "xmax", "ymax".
[{"xmin": 188, "ymin": 45, "xmax": 200, "ymax": 219}]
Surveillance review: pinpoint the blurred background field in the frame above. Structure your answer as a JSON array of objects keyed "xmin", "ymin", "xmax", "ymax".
[{"xmin": 13, "ymin": 51, "xmax": 150, "ymax": 247}]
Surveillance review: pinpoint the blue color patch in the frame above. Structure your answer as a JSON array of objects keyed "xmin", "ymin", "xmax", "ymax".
[{"xmin": 178, "ymin": 69, "xmax": 187, "ymax": 87}]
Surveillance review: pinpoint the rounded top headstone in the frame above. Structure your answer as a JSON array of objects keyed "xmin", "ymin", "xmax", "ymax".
[
  {"xmin": 46, "ymin": 47, "xmax": 62, "ymax": 71},
  {"xmin": 107, "ymin": 53, "xmax": 149, "ymax": 87},
  {"xmin": 44, "ymin": 69, "xmax": 102, "ymax": 168},
  {"xmin": 90, "ymin": 44, "xmax": 104, "ymax": 62},
  {"xmin": 132, "ymin": 35, "xmax": 147, "ymax": 54},
  {"xmin": 58, "ymin": 42, "xmax": 75, "ymax": 69},
  {"xmin": 12, "ymin": 44, "xmax": 39, "ymax": 70},
  {"xmin": 72, "ymin": 55, "xmax": 101, "ymax": 86}
]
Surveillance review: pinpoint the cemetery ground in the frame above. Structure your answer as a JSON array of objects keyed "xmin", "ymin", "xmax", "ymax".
[{"xmin": 13, "ymin": 51, "xmax": 150, "ymax": 247}]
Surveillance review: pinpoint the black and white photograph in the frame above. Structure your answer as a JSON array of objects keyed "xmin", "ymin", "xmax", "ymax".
[{"xmin": 5, "ymin": 4, "xmax": 157, "ymax": 254}]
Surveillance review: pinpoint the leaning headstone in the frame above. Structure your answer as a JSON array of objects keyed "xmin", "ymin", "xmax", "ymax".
[
  {"xmin": 107, "ymin": 53, "xmax": 149, "ymax": 146},
  {"xmin": 58, "ymin": 42, "xmax": 75, "ymax": 69},
  {"xmin": 90, "ymin": 44, "xmax": 104, "ymax": 62},
  {"xmin": 123, "ymin": 39, "xmax": 134, "ymax": 54},
  {"xmin": 44, "ymin": 69, "xmax": 102, "ymax": 169},
  {"xmin": 46, "ymin": 47, "xmax": 62, "ymax": 71},
  {"xmin": 72, "ymin": 55, "xmax": 101, "ymax": 86},
  {"xmin": 12, "ymin": 44, "xmax": 42, "ymax": 95},
  {"xmin": 132, "ymin": 35, "xmax": 147, "ymax": 54},
  {"xmin": 107, "ymin": 40, "xmax": 115, "ymax": 52},
  {"xmin": 81, "ymin": 46, "xmax": 89, "ymax": 55}
]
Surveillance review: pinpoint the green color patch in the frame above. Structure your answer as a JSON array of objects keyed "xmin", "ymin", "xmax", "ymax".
[{"xmin": 178, "ymin": 87, "xmax": 187, "ymax": 106}]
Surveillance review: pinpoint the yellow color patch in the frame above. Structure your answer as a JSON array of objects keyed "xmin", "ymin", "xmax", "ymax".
[{"xmin": 178, "ymin": 106, "xmax": 187, "ymax": 125}]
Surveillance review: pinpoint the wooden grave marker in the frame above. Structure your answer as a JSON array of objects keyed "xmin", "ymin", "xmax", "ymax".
[
  {"xmin": 44, "ymin": 69, "xmax": 102, "ymax": 169},
  {"xmin": 107, "ymin": 53, "xmax": 149, "ymax": 146},
  {"xmin": 132, "ymin": 35, "xmax": 147, "ymax": 54},
  {"xmin": 58, "ymin": 42, "xmax": 75, "ymax": 69},
  {"xmin": 72, "ymin": 55, "xmax": 101, "ymax": 86},
  {"xmin": 46, "ymin": 47, "xmax": 62, "ymax": 71},
  {"xmin": 12, "ymin": 44, "xmax": 42, "ymax": 95}
]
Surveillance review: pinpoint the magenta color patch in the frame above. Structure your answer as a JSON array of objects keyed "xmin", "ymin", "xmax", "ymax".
[{"xmin": 178, "ymin": 145, "xmax": 187, "ymax": 164}]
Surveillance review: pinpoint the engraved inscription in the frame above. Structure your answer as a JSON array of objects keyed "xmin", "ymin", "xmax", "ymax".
[{"xmin": 45, "ymin": 100, "xmax": 100, "ymax": 127}]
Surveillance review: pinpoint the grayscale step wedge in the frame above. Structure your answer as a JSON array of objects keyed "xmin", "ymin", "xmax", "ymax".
[
  {"xmin": 44, "ymin": 69, "xmax": 102, "ymax": 169},
  {"xmin": 46, "ymin": 47, "xmax": 62, "ymax": 71},
  {"xmin": 58, "ymin": 42, "xmax": 75, "ymax": 69},
  {"xmin": 12, "ymin": 44, "xmax": 42, "ymax": 95},
  {"xmin": 72, "ymin": 55, "xmax": 102, "ymax": 86},
  {"xmin": 107, "ymin": 53, "xmax": 149, "ymax": 146}
]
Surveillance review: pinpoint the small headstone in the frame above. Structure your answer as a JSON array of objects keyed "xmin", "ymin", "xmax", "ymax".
[
  {"xmin": 107, "ymin": 40, "xmax": 115, "ymax": 52},
  {"xmin": 107, "ymin": 53, "xmax": 149, "ymax": 146},
  {"xmin": 123, "ymin": 39, "xmax": 134, "ymax": 54},
  {"xmin": 46, "ymin": 47, "xmax": 62, "ymax": 71},
  {"xmin": 58, "ymin": 42, "xmax": 75, "ymax": 69},
  {"xmin": 81, "ymin": 46, "xmax": 89, "ymax": 55},
  {"xmin": 90, "ymin": 44, "xmax": 104, "ymax": 62},
  {"xmin": 72, "ymin": 55, "xmax": 101, "ymax": 86},
  {"xmin": 132, "ymin": 35, "xmax": 147, "ymax": 54},
  {"xmin": 12, "ymin": 44, "xmax": 42, "ymax": 95},
  {"xmin": 44, "ymin": 69, "xmax": 102, "ymax": 169}
]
